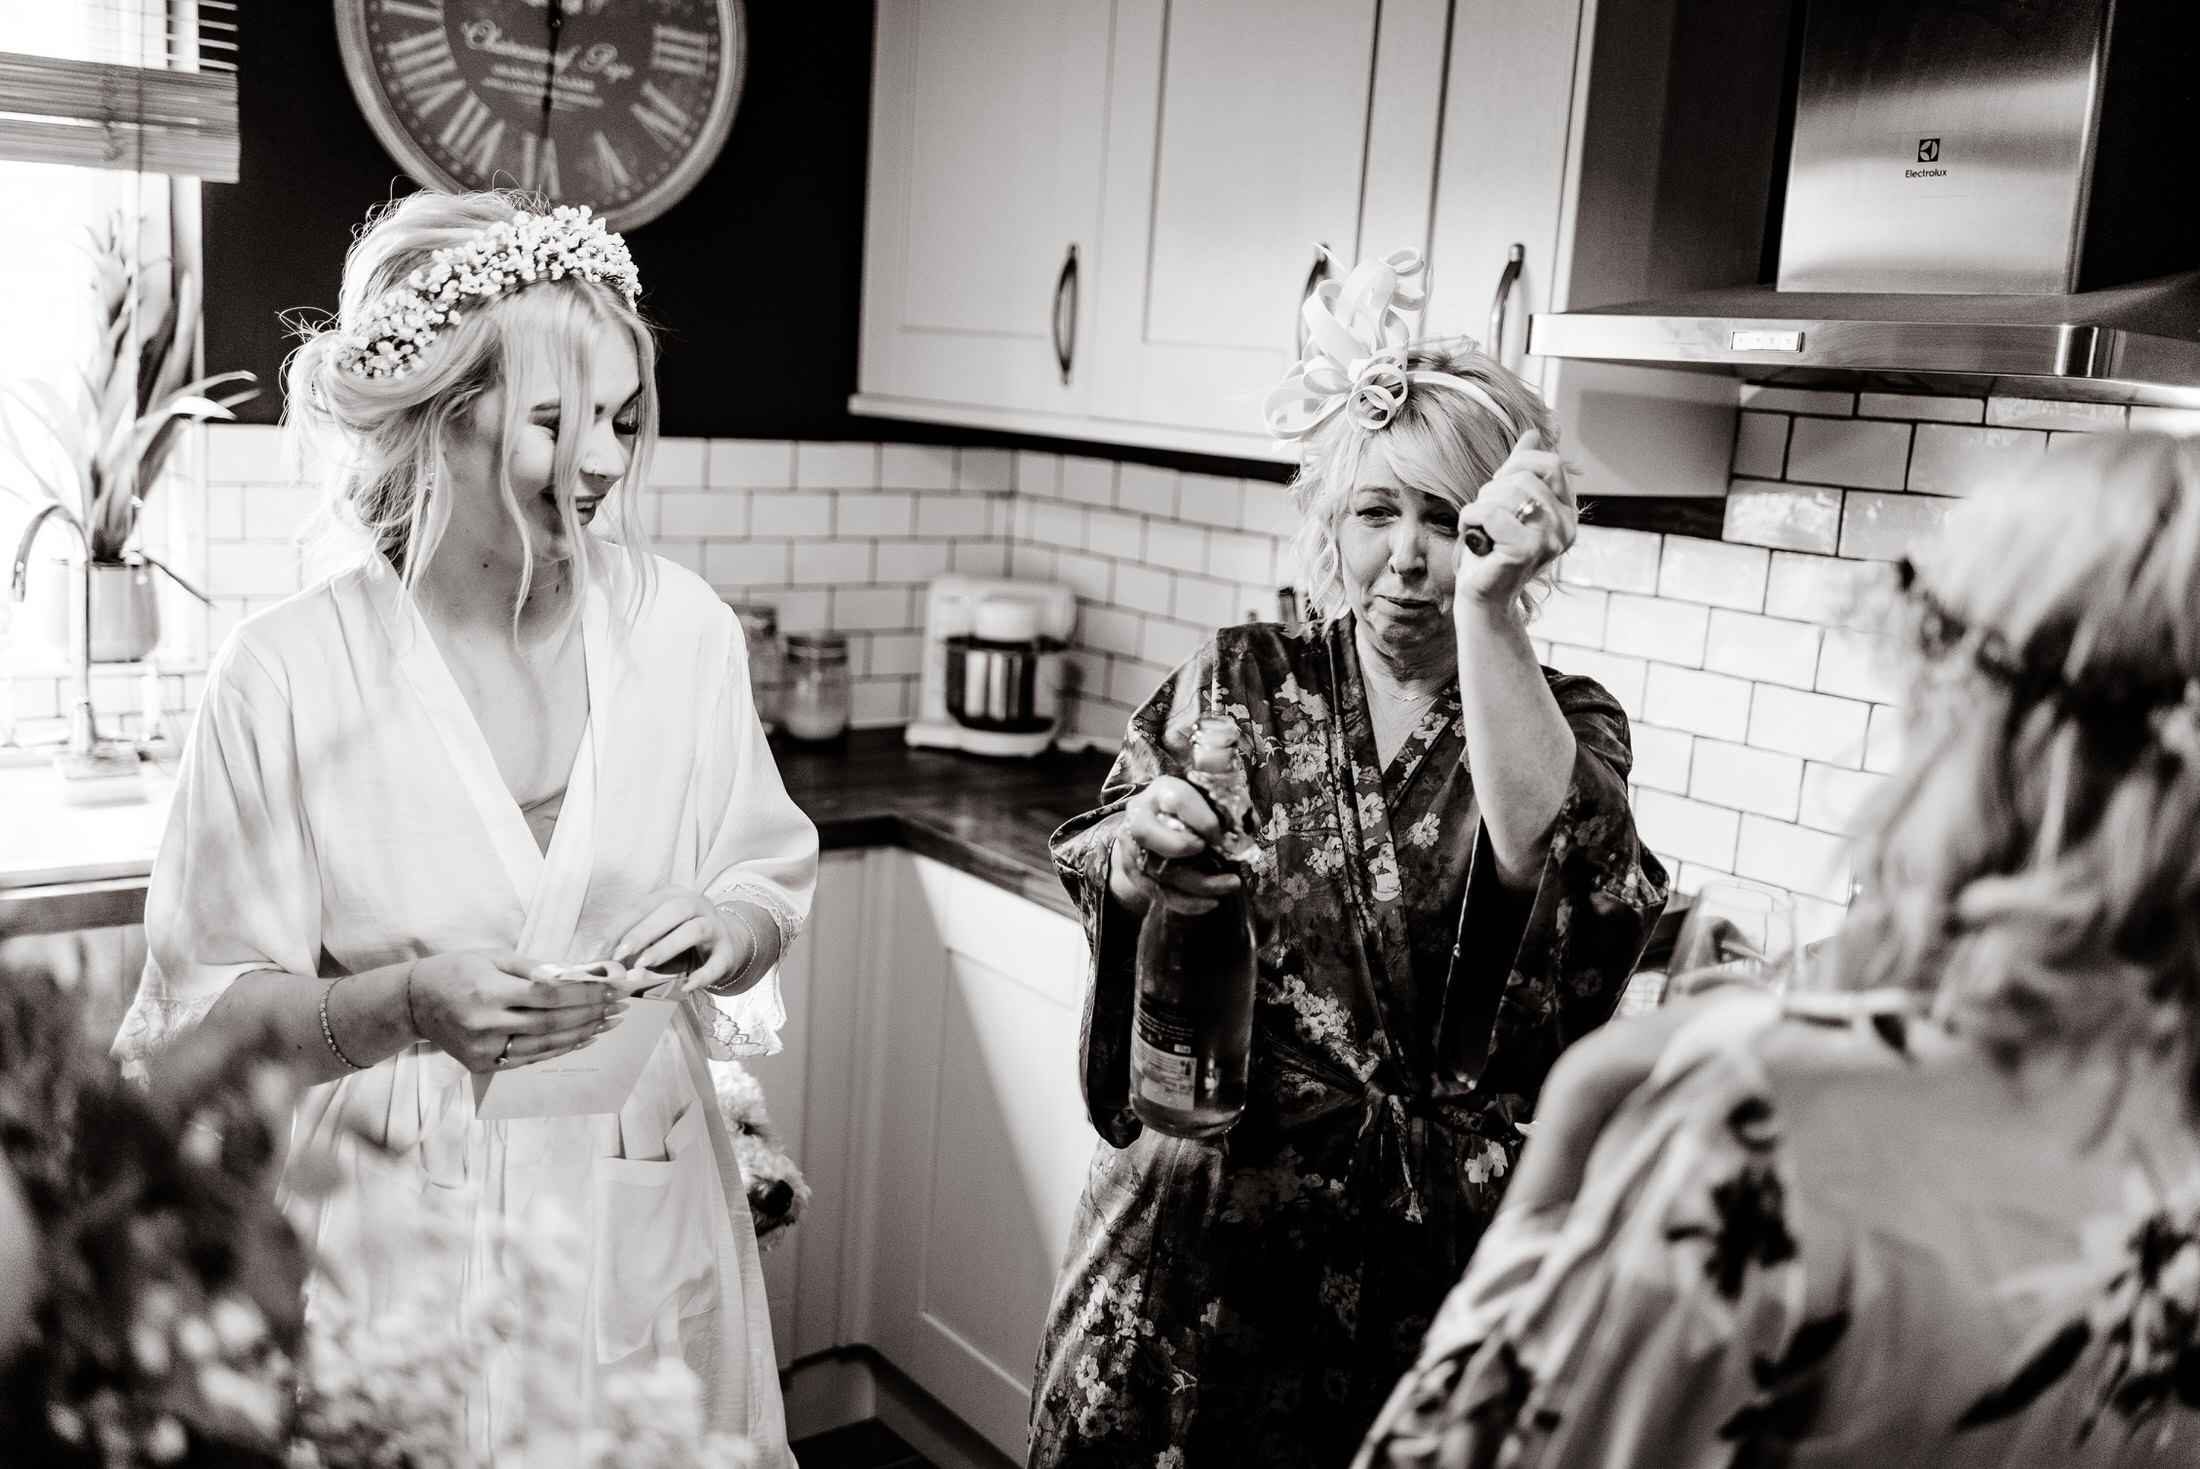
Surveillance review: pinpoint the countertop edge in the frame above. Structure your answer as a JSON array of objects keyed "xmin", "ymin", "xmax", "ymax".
[
  {"xmin": 818, "ymin": 813, "xmax": 1078, "ymax": 920},
  {"xmin": 6, "ymin": 813, "xmax": 1082, "ymax": 936}
]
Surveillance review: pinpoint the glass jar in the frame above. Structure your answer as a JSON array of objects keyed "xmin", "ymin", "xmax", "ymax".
[
  {"xmin": 722, "ymin": 599, "xmax": 785, "ymax": 732},
  {"xmin": 782, "ymin": 633, "xmax": 851, "ymax": 742}
]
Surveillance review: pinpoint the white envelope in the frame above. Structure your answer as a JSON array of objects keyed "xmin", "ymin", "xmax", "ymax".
[{"xmin": 472, "ymin": 983, "xmax": 681, "ymax": 1121}]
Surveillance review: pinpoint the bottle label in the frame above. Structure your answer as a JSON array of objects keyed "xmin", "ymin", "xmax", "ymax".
[{"xmin": 1133, "ymin": 1004, "xmax": 1198, "ymax": 1109}]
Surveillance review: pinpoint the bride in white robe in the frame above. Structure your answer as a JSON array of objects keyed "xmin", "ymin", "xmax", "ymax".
[{"xmin": 114, "ymin": 192, "xmax": 817, "ymax": 1464}]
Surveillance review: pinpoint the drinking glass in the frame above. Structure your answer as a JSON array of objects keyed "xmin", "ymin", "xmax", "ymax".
[{"xmin": 1665, "ymin": 881, "xmax": 1798, "ymax": 999}]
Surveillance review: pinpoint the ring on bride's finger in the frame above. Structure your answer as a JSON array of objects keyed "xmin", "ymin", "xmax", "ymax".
[
  {"xmin": 495, "ymin": 1035, "xmax": 514, "ymax": 1066},
  {"xmin": 1511, "ymin": 498, "xmax": 1540, "ymax": 523}
]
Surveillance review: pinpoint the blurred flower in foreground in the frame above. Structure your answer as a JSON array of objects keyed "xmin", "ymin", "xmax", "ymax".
[{"xmin": 0, "ymin": 959, "xmax": 754, "ymax": 1467}]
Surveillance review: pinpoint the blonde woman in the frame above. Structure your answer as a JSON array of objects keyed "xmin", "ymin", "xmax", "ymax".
[
  {"xmin": 1362, "ymin": 433, "xmax": 2200, "ymax": 1467},
  {"xmin": 1032, "ymin": 254, "xmax": 1667, "ymax": 1468},
  {"xmin": 115, "ymin": 192, "xmax": 816, "ymax": 1460}
]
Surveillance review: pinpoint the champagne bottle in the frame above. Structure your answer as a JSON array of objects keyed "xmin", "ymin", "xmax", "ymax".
[{"xmin": 1130, "ymin": 712, "xmax": 1259, "ymax": 1140}]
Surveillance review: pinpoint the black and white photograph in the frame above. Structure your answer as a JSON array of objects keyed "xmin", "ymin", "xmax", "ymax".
[{"xmin": 4, "ymin": 2, "xmax": 2200, "ymax": 1466}]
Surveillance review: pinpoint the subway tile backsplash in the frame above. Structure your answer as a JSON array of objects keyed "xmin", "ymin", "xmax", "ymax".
[
  {"xmin": 1548, "ymin": 385, "xmax": 2168, "ymax": 940},
  {"xmin": 7, "ymin": 386, "xmax": 2187, "ymax": 945}
]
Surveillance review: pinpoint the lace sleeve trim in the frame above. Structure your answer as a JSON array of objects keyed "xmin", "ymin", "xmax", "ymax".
[
  {"xmin": 701, "ymin": 996, "xmax": 782, "ymax": 1060},
  {"xmin": 112, "ymin": 991, "xmax": 223, "ymax": 1068}
]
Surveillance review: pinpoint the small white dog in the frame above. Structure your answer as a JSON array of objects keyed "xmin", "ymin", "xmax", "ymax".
[{"xmin": 709, "ymin": 1059, "xmax": 810, "ymax": 1250}]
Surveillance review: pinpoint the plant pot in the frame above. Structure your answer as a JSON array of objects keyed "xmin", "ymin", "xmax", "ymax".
[{"xmin": 29, "ymin": 557, "xmax": 163, "ymax": 664}]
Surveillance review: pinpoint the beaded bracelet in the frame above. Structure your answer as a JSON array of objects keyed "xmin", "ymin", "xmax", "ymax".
[
  {"xmin": 320, "ymin": 977, "xmax": 369, "ymax": 1071},
  {"xmin": 710, "ymin": 903, "xmax": 766, "ymax": 994}
]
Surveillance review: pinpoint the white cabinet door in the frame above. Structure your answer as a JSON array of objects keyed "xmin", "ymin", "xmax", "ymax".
[
  {"xmin": 1088, "ymin": 0, "xmax": 1452, "ymax": 449},
  {"xmin": 745, "ymin": 851, "xmax": 874, "ymax": 1368},
  {"xmin": 868, "ymin": 854, "xmax": 1097, "ymax": 1460},
  {"xmin": 1423, "ymin": 0, "xmax": 1745, "ymax": 499},
  {"xmin": 1420, "ymin": 0, "xmax": 1588, "ymax": 375},
  {"xmin": 856, "ymin": 1, "xmax": 1112, "ymax": 419}
]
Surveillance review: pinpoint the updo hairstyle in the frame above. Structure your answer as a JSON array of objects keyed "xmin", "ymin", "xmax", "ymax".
[
  {"xmin": 1844, "ymin": 433, "xmax": 2200, "ymax": 1104},
  {"xmin": 284, "ymin": 189, "xmax": 658, "ymax": 613},
  {"xmin": 1286, "ymin": 341, "xmax": 1560, "ymax": 627}
]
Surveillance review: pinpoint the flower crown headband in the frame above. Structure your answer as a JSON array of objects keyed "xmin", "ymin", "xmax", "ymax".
[
  {"xmin": 1261, "ymin": 247, "xmax": 1516, "ymax": 446},
  {"xmin": 1896, "ymin": 555, "xmax": 2200, "ymax": 751},
  {"xmin": 332, "ymin": 205, "xmax": 642, "ymax": 380}
]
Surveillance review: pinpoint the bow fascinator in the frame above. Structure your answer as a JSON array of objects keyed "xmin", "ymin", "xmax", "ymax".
[{"xmin": 1262, "ymin": 247, "xmax": 1517, "ymax": 444}]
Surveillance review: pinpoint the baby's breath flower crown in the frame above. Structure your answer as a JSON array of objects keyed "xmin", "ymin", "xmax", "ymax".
[{"xmin": 333, "ymin": 205, "xmax": 641, "ymax": 380}]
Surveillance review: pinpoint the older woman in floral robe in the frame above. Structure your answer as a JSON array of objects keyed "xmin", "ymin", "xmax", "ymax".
[{"xmin": 1029, "ymin": 314, "xmax": 1666, "ymax": 1468}]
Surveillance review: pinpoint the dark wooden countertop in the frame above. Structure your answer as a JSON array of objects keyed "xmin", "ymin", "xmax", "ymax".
[
  {"xmin": 3, "ymin": 729, "xmax": 1117, "ymax": 936},
  {"xmin": 773, "ymin": 728, "xmax": 1117, "ymax": 920}
]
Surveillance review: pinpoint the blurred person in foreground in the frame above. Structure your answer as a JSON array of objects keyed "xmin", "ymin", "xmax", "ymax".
[{"xmin": 1362, "ymin": 433, "xmax": 2200, "ymax": 1467}]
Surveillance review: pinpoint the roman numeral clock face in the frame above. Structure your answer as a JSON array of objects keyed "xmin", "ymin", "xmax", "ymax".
[{"xmin": 336, "ymin": 0, "xmax": 745, "ymax": 230}]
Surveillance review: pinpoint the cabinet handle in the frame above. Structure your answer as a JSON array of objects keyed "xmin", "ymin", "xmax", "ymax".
[
  {"xmin": 1294, "ymin": 243, "xmax": 1333, "ymax": 361},
  {"xmin": 1487, "ymin": 243, "xmax": 1525, "ymax": 364},
  {"xmin": 1052, "ymin": 244, "xmax": 1079, "ymax": 384}
]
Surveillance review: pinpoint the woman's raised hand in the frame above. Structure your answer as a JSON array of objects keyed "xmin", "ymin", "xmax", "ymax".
[
  {"xmin": 1455, "ymin": 428, "xmax": 1577, "ymax": 615},
  {"xmin": 1108, "ymin": 775, "xmax": 1243, "ymax": 917},
  {"xmin": 407, "ymin": 948, "xmax": 621, "ymax": 1074}
]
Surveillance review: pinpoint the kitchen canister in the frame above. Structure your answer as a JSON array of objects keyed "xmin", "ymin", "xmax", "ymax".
[
  {"xmin": 722, "ymin": 599, "xmax": 786, "ymax": 731},
  {"xmin": 782, "ymin": 633, "xmax": 851, "ymax": 742}
]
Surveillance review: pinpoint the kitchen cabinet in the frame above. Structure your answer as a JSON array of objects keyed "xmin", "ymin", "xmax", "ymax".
[
  {"xmin": 1084, "ymin": 0, "xmax": 1451, "ymax": 443},
  {"xmin": 1424, "ymin": 0, "xmax": 1793, "ymax": 498},
  {"xmin": 853, "ymin": 0, "xmax": 1450, "ymax": 461},
  {"xmin": 856, "ymin": 0, "xmax": 1790, "ymax": 498},
  {"xmin": 1419, "ymin": 0, "xmax": 1586, "ymax": 374},
  {"xmin": 752, "ymin": 848, "xmax": 1097, "ymax": 1460},
  {"xmin": 852, "ymin": 2, "xmax": 1112, "ymax": 424}
]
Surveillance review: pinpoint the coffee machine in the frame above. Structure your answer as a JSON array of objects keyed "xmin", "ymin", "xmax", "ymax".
[{"xmin": 907, "ymin": 577, "xmax": 1076, "ymax": 758}]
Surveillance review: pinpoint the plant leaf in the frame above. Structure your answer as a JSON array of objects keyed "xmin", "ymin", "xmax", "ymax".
[
  {"xmin": 0, "ymin": 389, "xmax": 68, "ymax": 506},
  {"xmin": 15, "ymin": 380, "xmax": 93, "ymax": 515},
  {"xmin": 134, "ymin": 417, "xmax": 186, "ymax": 504},
  {"xmin": 96, "ymin": 311, "xmax": 133, "ymax": 426},
  {"xmin": 157, "ymin": 392, "xmax": 249, "ymax": 420},
  {"xmin": 139, "ymin": 552, "xmax": 212, "ymax": 605},
  {"xmin": 139, "ymin": 297, "xmax": 178, "ymax": 417},
  {"xmin": 149, "ymin": 271, "xmax": 201, "ymax": 406},
  {"xmin": 113, "ymin": 374, "xmax": 258, "ymax": 542}
]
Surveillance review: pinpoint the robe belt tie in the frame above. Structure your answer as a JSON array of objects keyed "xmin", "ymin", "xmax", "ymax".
[
  {"xmin": 1358, "ymin": 1090, "xmax": 1431, "ymax": 1225},
  {"xmin": 1267, "ymin": 1038, "xmax": 1483, "ymax": 1228}
]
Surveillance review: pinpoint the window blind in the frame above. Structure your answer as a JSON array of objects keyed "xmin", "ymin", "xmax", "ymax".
[{"xmin": 0, "ymin": 1, "xmax": 237, "ymax": 181}]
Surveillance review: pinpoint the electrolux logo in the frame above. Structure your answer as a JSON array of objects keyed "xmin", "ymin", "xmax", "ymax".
[{"xmin": 1906, "ymin": 136, "xmax": 1947, "ymax": 179}]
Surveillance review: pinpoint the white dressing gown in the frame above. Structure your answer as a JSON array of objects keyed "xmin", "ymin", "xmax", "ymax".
[{"xmin": 115, "ymin": 555, "xmax": 818, "ymax": 1464}]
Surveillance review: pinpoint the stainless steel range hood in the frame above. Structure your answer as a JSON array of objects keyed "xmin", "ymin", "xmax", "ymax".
[
  {"xmin": 1532, "ymin": 272, "xmax": 2200, "ymax": 409},
  {"xmin": 1530, "ymin": 0, "xmax": 2200, "ymax": 406}
]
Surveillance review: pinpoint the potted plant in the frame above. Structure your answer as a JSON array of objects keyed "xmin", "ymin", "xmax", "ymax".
[{"xmin": 1, "ymin": 215, "xmax": 256, "ymax": 665}]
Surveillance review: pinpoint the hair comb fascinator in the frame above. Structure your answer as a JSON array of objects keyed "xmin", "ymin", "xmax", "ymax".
[
  {"xmin": 1261, "ymin": 247, "xmax": 1517, "ymax": 444},
  {"xmin": 335, "ymin": 205, "xmax": 641, "ymax": 380}
]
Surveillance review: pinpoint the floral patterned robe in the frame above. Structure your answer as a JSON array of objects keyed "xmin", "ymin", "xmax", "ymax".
[
  {"xmin": 1030, "ymin": 618, "xmax": 1667, "ymax": 1469},
  {"xmin": 1361, "ymin": 989, "xmax": 2200, "ymax": 1468}
]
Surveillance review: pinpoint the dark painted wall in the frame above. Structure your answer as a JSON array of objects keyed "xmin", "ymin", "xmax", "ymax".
[{"xmin": 204, "ymin": 0, "xmax": 877, "ymax": 441}]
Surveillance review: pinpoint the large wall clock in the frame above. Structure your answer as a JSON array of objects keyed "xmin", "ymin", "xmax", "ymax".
[{"xmin": 334, "ymin": 0, "xmax": 745, "ymax": 231}]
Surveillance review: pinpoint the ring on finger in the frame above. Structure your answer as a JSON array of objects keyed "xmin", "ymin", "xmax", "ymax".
[
  {"xmin": 495, "ymin": 1034, "xmax": 515, "ymax": 1067},
  {"xmin": 1511, "ymin": 498, "xmax": 1540, "ymax": 524}
]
